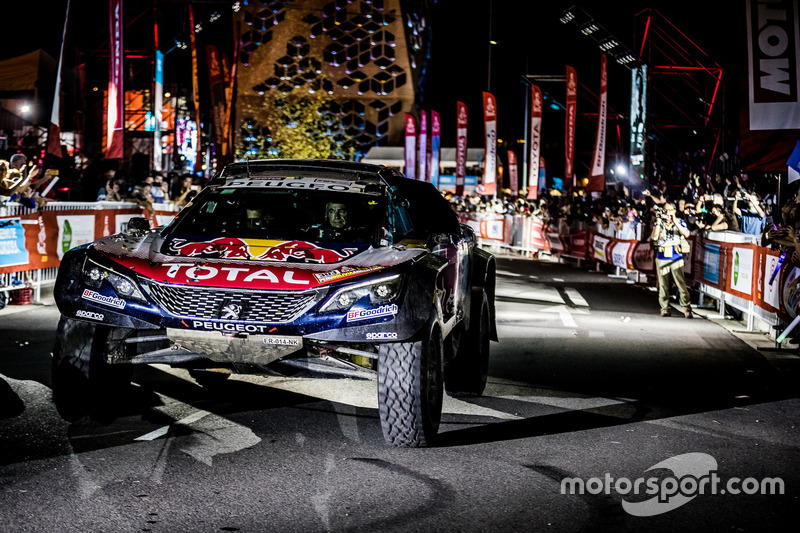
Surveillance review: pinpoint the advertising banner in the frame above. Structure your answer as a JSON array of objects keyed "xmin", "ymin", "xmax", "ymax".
[
  {"xmin": 565, "ymin": 66, "xmax": 577, "ymax": 188},
  {"xmin": 404, "ymin": 113, "xmax": 417, "ymax": 180},
  {"xmin": 508, "ymin": 151, "xmax": 518, "ymax": 199},
  {"xmin": 587, "ymin": 54, "xmax": 608, "ymax": 192},
  {"xmin": 703, "ymin": 242, "xmax": 722, "ymax": 286},
  {"xmin": 528, "ymin": 84, "xmax": 543, "ymax": 199},
  {"xmin": 105, "ymin": 0, "xmax": 124, "ymax": 159},
  {"xmin": 0, "ymin": 219, "xmax": 29, "ymax": 268},
  {"xmin": 418, "ymin": 110, "xmax": 428, "ymax": 182},
  {"xmin": 762, "ymin": 251, "xmax": 782, "ymax": 310},
  {"xmin": 188, "ymin": 3, "xmax": 203, "ymax": 173},
  {"xmin": 206, "ymin": 45, "xmax": 226, "ymax": 152},
  {"xmin": 153, "ymin": 50, "xmax": 164, "ymax": 171},
  {"xmin": 592, "ymin": 233, "xmax": 610, "ymax": 262},
  {"xmin": 430, "ymin": 110, "xmax": 441, "ymax": 187},
  {"xmin": 610, "ymin": 241, "xmax": 632, "ymax": 270},
  {"xmin": 633, "ymin": 242, "xmax": 654, "ymax": 273},
  {"xmin": 455, "ymin": 101, "xmax": 468, "ymax": 196},
  {"xmin": 482, "ymin": 92, "xmax": 497, "ymax": 196},
  {"xmin": 56, "ymin": 215, "xmax": 95, "ymax": 260},
  {"xmin": 630, "ymin": 65, "xmax": 647, "ymax": 175},
  {"xmin": 746, "ymin": 0, "xmax": 800, "ymax": 130},
  {"xmin": 729, "ymin": 246, "xmax": 755, "ymax": 296}
]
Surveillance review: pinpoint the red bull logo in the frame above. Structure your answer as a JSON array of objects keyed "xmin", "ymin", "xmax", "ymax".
[{"xmin": 169, "ymin": 238, "xmax": 359, "ymax": 263}]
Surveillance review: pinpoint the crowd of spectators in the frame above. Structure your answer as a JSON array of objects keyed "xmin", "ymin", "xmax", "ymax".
[{"xmin": 446, "ymin": 172, "xmax": 782, "ymax": 249}]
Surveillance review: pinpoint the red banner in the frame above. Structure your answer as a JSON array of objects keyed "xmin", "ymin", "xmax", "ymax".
[
  {"xmin": 528, "ymin": 84, "xmax": 543, "ymax": 199},
  {"xmin": 587, "ymin": 55, "xmax": 608, "ymax": 192},
  {"xmin": 455, "ymin": 101, "xmax": 468, "ymax": 196},
  {"xmin": 482, "ymin": 92, "xmax": 497, "ymax": 196},
  {"xmin": 206, "ymin": 45, "xmax": 226, "ymax": 151},
  {"xmin": 430, "ymin": 110, "xmax": 441, "ymax": 186},
  {"xmin": 404, "ymin": 113, "xmax": 416, "ymax": 180},
  {"xmin": 105, "ymin": 0, "xmax": 124, "ymax": 159},
  {"xmin": 189, "ymin": 4, "xmax": 203, "ymax": 173},
  {"xmin": 565, "ymin": 66, "xmax": 577, "ymax": 188},
  {"xmin": 508, "ymin": 151, "xmax": 518, "ymax": 199},
  {"xmin": 47, "ymin": 0, "xmax": 70, "ymax": 158},
  {"xmin": 418, "ymin": 110, "xmax": 428, "ymax": 182}
]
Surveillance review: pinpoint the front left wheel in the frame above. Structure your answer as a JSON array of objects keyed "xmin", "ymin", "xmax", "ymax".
[
  {"xmin": 377, "ymin": 325, "xmax": 444, "ymax": 447},
  {"xmin": 51, "ymin": 317, "xmax": 132, "ymax": 421}
]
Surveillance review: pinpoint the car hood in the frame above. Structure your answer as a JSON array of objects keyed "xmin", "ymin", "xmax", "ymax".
[{"xmin": 91, "ymin": 231, "xmax": 427, "ymax": 290}]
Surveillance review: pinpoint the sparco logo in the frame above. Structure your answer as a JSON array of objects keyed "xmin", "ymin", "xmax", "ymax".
[
  {"xmin": 750, "ymin": 0, "xmax": 798, "ymax": 102},
  {"xmin": 76, "ymin": 310, "xmax": 104, "ymax": 321},
  {"xmin": 366, "ymin": 332, "xmax": 398, "ymax": 340}
]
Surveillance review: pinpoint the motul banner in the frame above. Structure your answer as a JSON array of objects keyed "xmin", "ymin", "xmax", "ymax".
[
  {"xmin": 105, "ymin": 0, "xmax": 124, "ymax": 159},
  {"xmin": 404, "ymin": 113, "xmax": 416, "ymax": 180},
  {"xmin": 746, "ymin": 0, "xmax": 800, "ymax": 130},
  {"xmin": 587, "ymin": 55, "xmax": 607, "ymax": 192},
  {"xmin": 508, "ymin": 151, "xmax": 518, "ymax": 199},
  {"xmin": 455, "ymin": 101, "xmax": 468, "ymax": 196},
  {"xmin": 47, "ymin": 0, "xmax": 70, "ymax": 158},
  {"xmin": 565, "ymin": 66, "xmax": 577, "ymax": 188},
  {"xmin": 482, "ymin": 92, "xmax": 497, "ymax": 196},
  {"xmin": 528, "ymin": 84, "xmax": 543, "ymax": 199},
  {"xmin": 418, "ymin": 110, "xmax": 428, "ymax": 182},
  {"xmin": 430, "ymin": 110, "xmax": 441, "ymax": 186},
  {"xmin": 189, "ymin": 3, "xmax": 203, "ymax": 173}
]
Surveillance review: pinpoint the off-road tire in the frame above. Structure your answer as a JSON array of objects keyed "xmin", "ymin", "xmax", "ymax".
[
  {"xmin": 445, "ymin": 291, "xmax": 490, "ymax": 397},
  {"xmin": 377, "ymin": 327, "xmax": 444, "ymax": 447},
  {"xmin": 51, "ymin": 317, "xmax": 131, "ymax": 421}
]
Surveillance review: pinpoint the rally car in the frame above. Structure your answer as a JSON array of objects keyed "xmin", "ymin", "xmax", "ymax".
[{"xmin": 52, "ymin": 159, "xmax": 497, "ymax": 447}]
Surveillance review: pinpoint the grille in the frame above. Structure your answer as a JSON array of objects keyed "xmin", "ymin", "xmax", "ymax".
[{"xmin": 149, "ymin": 283, "xmax": 321, "ymax": 323}]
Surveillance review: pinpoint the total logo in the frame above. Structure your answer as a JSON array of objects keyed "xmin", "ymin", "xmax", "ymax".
[
  {"xmin": 346, "ymin": 304, "xmax": 398, "ymax": 322},
  {"xmin": 162, "ymin": 263, "xmax": 310, "ymax": 285}
]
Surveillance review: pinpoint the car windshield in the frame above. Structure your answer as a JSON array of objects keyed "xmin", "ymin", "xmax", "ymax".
[{"xmin": 167, "ymin": 188, "xmax": 384, "ymax": 244}]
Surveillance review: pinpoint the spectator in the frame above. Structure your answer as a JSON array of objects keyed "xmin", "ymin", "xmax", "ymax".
[
  {"xmin": 97, "ymin": 178, "xmax": 122, "ymax": 202},
  {"xmin": 129, "ymin": 181, "xmax": 155, "ymax": 215},
  {"xmin": 150, "ymin": 176, "xmax": 168, "ymax": 204},
  {"xmin": 173, "ymin": 174, "xmax": 195, "ymax": 207},
  {"xmin": 733, "ymin": 189, "xmax": 766, "ymax": 237}
]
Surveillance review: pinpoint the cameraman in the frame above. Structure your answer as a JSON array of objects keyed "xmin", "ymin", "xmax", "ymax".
[{"xmin": 651, "ymin": 202, "xmax": 693, "ymax": 318}]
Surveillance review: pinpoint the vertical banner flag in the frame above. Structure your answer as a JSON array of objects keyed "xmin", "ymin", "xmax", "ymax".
[
  {"xmin": 746, "ymin": 0, "xmax": 800, "ymax": 130},
  {"xmin": 404, "ymin": 113, "xmax": 417, "ymax": 180},
  {"xmin": 588, "ymin": 54, "xmax": 608, "ymax": 192},
  {"xmin": 105, "ymin": 0, "xmax": 124, "ymax": 159},
  {"xmin": 483, "ymin": 91, "xmax": 498, "ymax": 196},
  {"xmin": 630, "ymin": 65, "xmax": 647, "ymax": 177},
  {"xmin": 188, "ymin": 3, "xmax": 203, "ymax": 174},
  {"xmin": 508, "ymin": 151, "xmax": 518, "ymax": 199},
  {"xmin": 430, "ymin": 110, "xmax": 441, "ymax": 187},
  {"xmin": 565, "ymin": 65, "xmax": 577, "ymax": 188},
  {"xmin": 153, "ymin": 50, "xmax": 164, "ymax": 171},
  {"xmin": 528, "ymin": 84, "xmax": 543, "ymax": 199},
  {"xmin": 206, "ymin": 45, "xmax": 226, "ymax": 153},
  {"xmin": 539, "ymin": 156, "xmax": 547, "ymax": 192},
  {"xmin": 47, "ymin": 0, "xmax": 70, "ymax": 158},
  {"xmin": 418, "ymin": 110, "xmax": 428, "ymax": 181},
  {"xmin": 455, "ymin": 101, "xmax": 468, "ymax": 196},
  {"xmin": 223, "ymin": 18, "xmax": 241, "ymax": 160}
]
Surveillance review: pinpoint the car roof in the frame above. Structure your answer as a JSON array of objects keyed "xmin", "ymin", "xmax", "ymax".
[{"xmin": 212, "ymin": 159, "xmax": 397, "ymax": 184}]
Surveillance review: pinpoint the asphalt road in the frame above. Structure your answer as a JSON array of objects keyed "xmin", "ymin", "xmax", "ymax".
[{"xmin": 1, "ymin": 256, "xmax": 798, "ymax": 532}]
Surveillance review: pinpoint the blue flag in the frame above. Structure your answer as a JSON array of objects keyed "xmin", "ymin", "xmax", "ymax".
[{"xmin": 788, "ymin": 140, "xmax": 800, "ymax": 183}]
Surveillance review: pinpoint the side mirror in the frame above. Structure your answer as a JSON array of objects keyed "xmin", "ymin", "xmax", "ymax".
[{"xmin": 126, "ymin": 217, "xmax": 150, "ymax": 234}]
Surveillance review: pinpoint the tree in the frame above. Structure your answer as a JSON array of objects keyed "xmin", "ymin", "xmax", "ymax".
[{"xmin": 236, "ymin": 90, "xmax": 355, "ymax": 160}]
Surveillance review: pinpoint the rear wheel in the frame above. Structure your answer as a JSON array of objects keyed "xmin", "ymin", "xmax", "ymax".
[
  {"xmin": 377, "ymin": 325, "xmax": 444, "ymax": 447},
  {"xmin": 51, "ymin": 317, "xmax": 132, "ymax": 421},
  {"xmin": 445, "ymin": 291, "xmax": 490, "ymax": 397}
]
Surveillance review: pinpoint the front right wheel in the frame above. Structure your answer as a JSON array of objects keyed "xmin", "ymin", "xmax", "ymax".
[{"xmin": 377, "ymin": 326, "xmax": 444, "ymax": 447}]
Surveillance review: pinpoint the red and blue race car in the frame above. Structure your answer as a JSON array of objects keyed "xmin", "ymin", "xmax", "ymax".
[{"xmin": 52, "ymin": 159, "xmax": 496, "ymax": 447}]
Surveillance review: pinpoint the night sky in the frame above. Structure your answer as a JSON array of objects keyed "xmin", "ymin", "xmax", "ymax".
[{"xmin": 2, "ymin": 0, "xmax": 740, "ymax": 176}]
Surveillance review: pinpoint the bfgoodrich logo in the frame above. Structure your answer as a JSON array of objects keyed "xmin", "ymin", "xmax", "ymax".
[{"xmin": 561, "ymin": 452, "xmax": 784, "ymax": 517}]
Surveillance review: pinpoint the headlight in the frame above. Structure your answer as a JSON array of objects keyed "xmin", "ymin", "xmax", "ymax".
[
  {"xmin": 83, "ymin": 257, "xmax": 147, "ymax": 303},
  {"xmin": 319, "ymin": 274, "xmax": 402, "ymax": 314}
]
